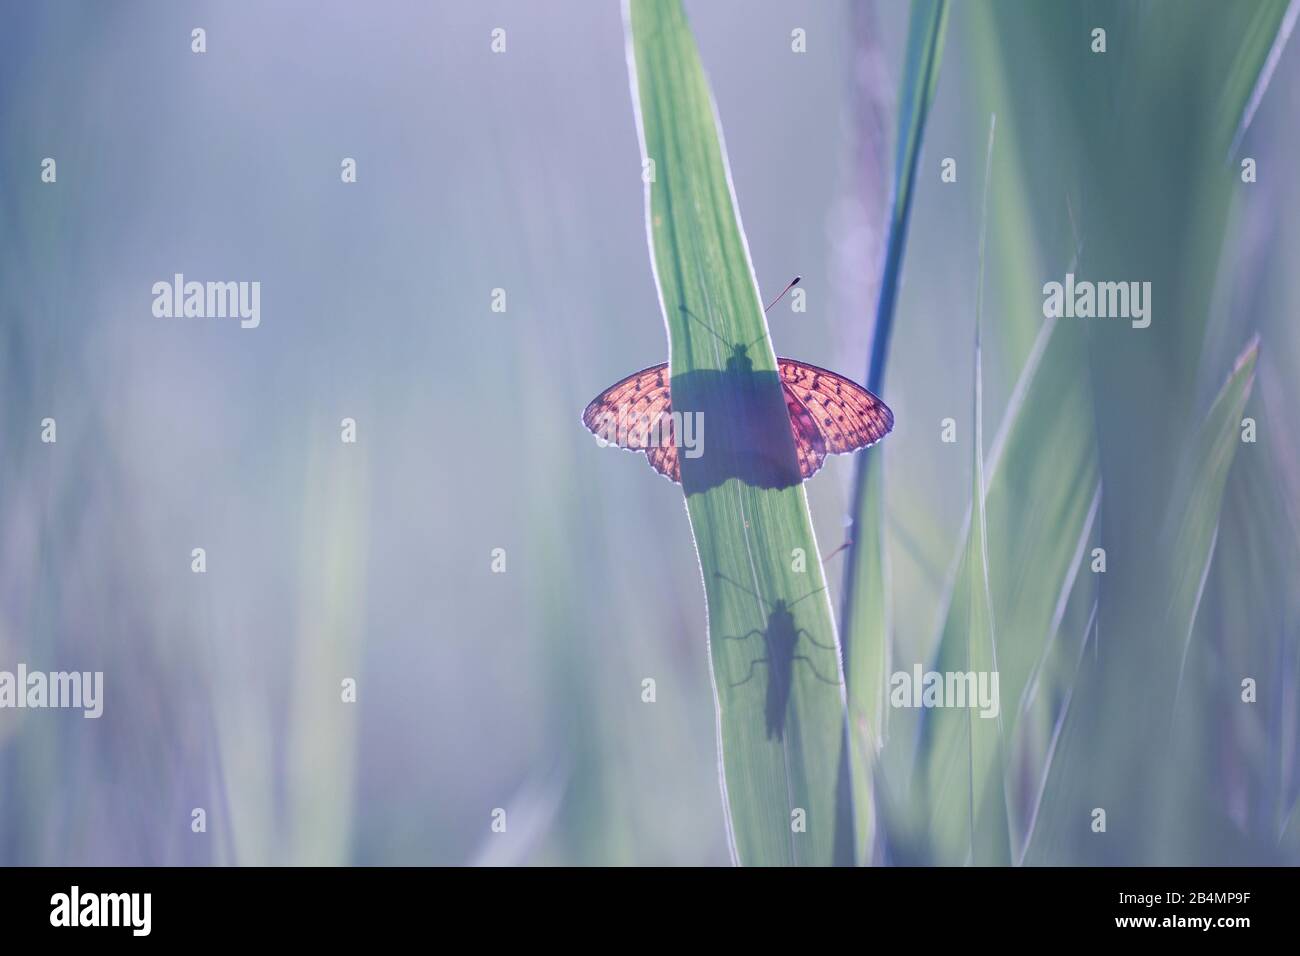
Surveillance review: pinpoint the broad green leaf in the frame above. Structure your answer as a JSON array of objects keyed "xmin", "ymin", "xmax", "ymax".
[{"xmin": 625, "ymin": 0, "xmax": 848, "ymax": 866}]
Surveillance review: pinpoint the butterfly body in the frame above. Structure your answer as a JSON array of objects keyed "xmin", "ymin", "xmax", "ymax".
[{"xmin": 582, "ymin": 355, "xmax": 893, "ymax": 484}]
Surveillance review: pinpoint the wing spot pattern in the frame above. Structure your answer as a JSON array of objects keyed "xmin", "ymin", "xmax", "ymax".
[{"xmin": 583, "ymin": 358, "xmax": 893, "ymax": 484}]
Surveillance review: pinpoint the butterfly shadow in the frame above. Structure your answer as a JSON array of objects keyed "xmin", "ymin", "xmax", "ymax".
[
  {"xmin": 673, "ymin": 307, "xmax": 802, "ymax": 495},
  {"xmin": 714, "ymin": 573, "xmax": 842, "ymax": 742}
]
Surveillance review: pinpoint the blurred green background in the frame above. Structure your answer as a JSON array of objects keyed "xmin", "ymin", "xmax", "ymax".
[{"xmin": 0, "ymin": 0, "xmax": 1296, "ymax": 865}]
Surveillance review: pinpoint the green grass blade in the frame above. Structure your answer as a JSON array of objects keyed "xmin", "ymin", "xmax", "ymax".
[
  {"xmin": 912, "ymin": 322, "xmax": 1099, "ymax": 862},
  {"xmin": 842, "ymin": 452, "xmax": 889, "ymax": 864},
  {"xmin": 1169, "ymin": 337, "xmax": 1260, "ymax": 714},
  {"xmin": 286, "ymin": 442, "xmax": 366, "ymax": 865},
  {"xmin": 910, "ymin": 108, "xmax": 1099, "ymax": 859},
  {"xmin": 1202, "ymin": 370, "xmax": 1300, "ymax": 848},
  {"xmin": 964, "ymin": 116, "xmax": 1010, "ymax": 866},
  {"xmin": 624, "ymin": 0, "xmax": 848, "ymax": 866},
  {"xmin": 1021, "ymin": 338, "xmax": 1260, "ymax": 864},
  {"xmin": 1220, "ymin": 0, "xmax": 1297, "ymax": 157},
  {"xmin": 1016, "ymin": 599, "xmax": 1098, "ymax": 865},
  {"xmin": 875, "ymin": 0, "xmax": 950, "ymax": 391},
  {"xmin": 840, "ymin": 0, "xmax": 949, "ymax": 866},
  {"xmin": 962, "ymin": 335, "xmax": 1010, "ymax": 865}
]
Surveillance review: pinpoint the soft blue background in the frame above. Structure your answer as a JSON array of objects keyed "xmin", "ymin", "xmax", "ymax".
[{"xmin": 1, "ymin": 1, "xmax": 1297, "ymax": 865}]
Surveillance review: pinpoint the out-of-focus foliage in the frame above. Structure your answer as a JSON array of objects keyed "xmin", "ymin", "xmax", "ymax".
[{"xmin": 0, "ymin": 1, "xmax": 1296, "ymax": 866}]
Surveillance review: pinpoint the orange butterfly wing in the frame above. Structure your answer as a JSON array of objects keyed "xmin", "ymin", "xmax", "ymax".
[
  {"xmin": 778, "ymin": 359, "xmax": 894, "ymax": 480},
  {"xmin": 581, "ymin": 363, "xmax": 679, "ymax": 482},
  {"xmin": 582, "ymin": 359, "xmax": 893, "ymax": 484}
]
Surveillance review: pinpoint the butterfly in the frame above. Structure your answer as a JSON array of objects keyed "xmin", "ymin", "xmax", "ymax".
[{"xmin": 581, "ymin": 279, "xmax": 893, "ymax": 484}]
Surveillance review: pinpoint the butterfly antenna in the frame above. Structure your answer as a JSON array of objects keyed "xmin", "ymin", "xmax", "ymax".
[
  {"xmin": 740, "ymin": 277, "xmax": 802, "ymax": 353},
  {"xmin": 763, "ymin": 276, "xmax": 801, "ymax": 314},
  {"xmin": 821, "ymin": 539, "xmax": 852, "ymax": 565}
]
